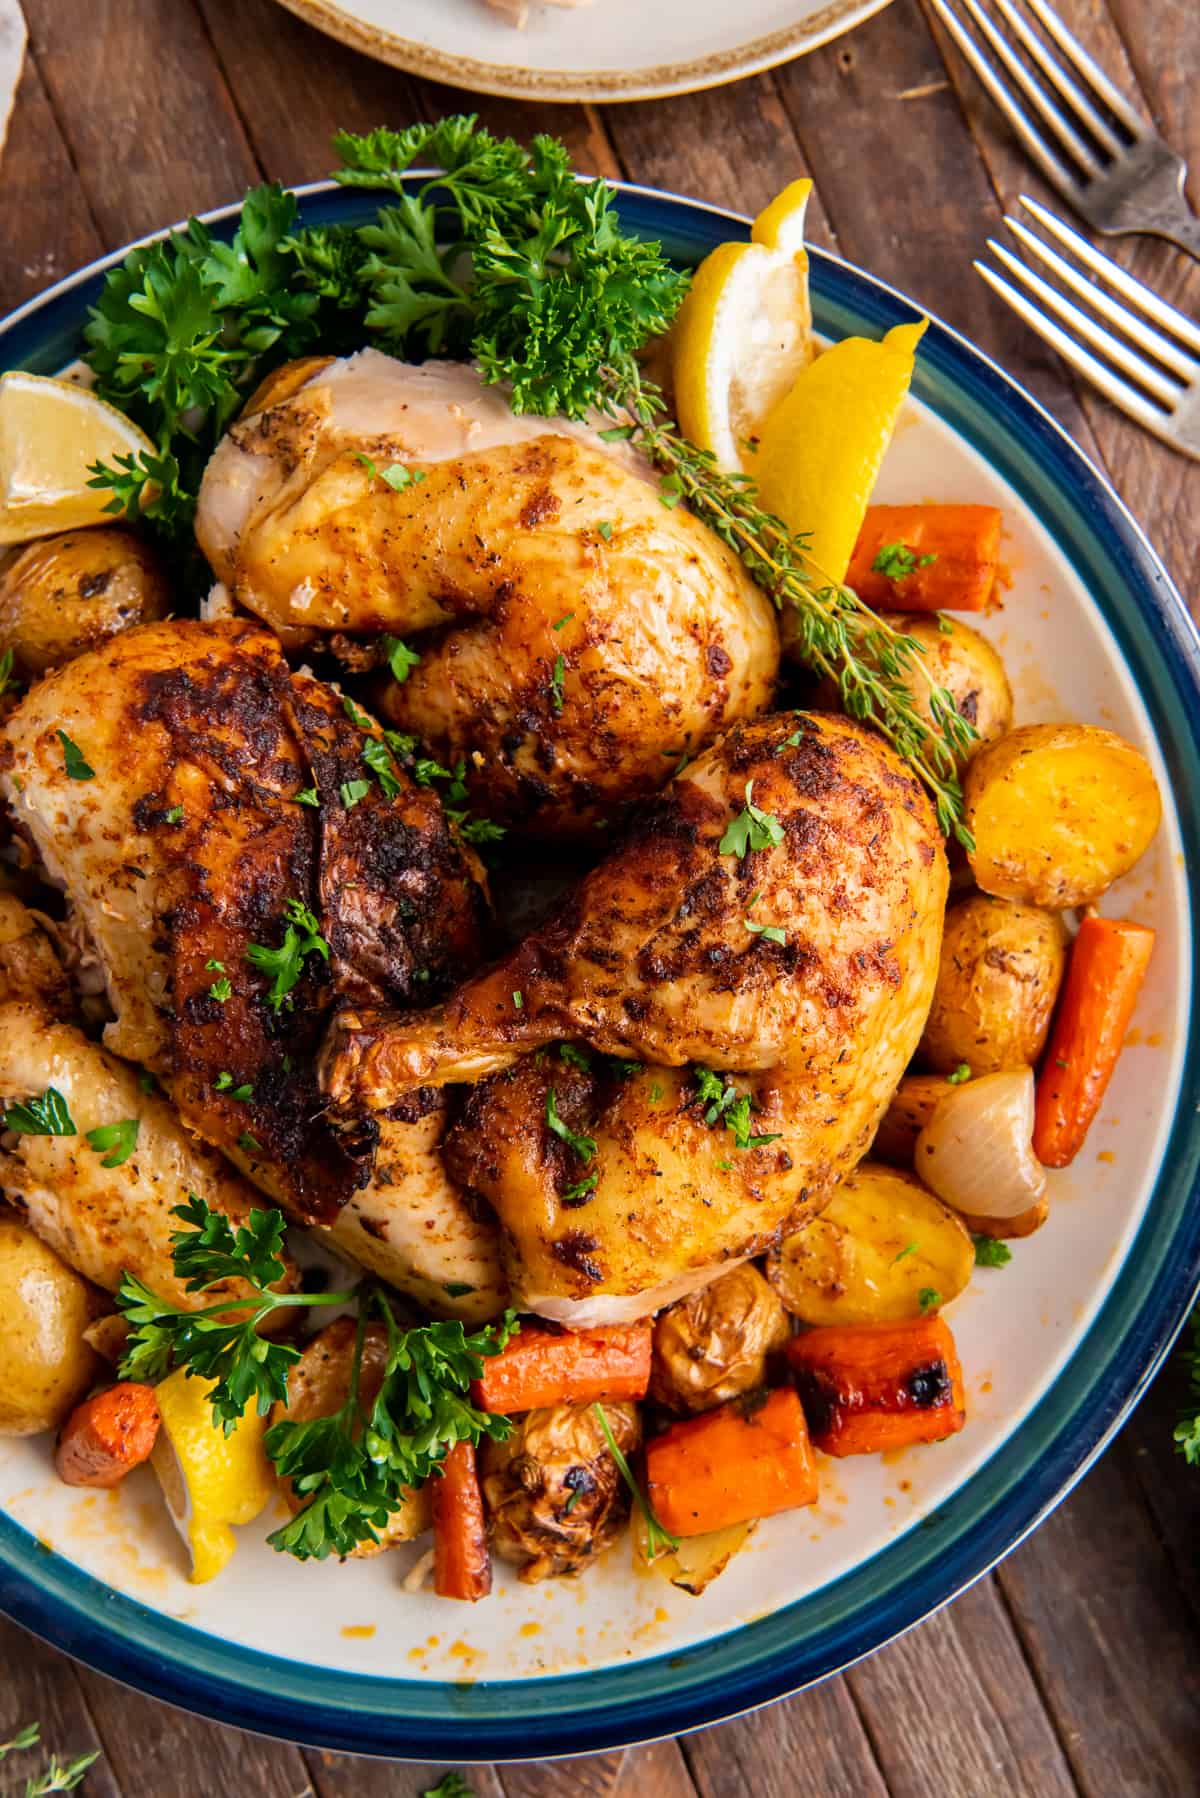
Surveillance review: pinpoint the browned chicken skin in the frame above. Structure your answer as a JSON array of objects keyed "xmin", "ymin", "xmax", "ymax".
[
  {"xmin": 325, "ymin": 712, "xmax": 948, "ymax": 1322},
  {"xmin": 195, "ymin": 353, "xmax": 780, "ymax": 836}
]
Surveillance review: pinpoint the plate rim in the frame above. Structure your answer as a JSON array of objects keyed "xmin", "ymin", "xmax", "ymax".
[
  {"xmin": 268, "ymin": 0, "xmax": 893, "ymax": 103},
  {"xmin": 1, "ymin": 177, "xmax": 1198, "ymax": 1762}
]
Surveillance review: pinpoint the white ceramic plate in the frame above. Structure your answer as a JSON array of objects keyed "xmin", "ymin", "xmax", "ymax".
[
  {"xmin": 271, "ymin": 0, "xmax": 891, "ymax": 102},
  {"xmin": 0, "ymin": 182, "xmax": 1197, "ymax": 1761}
]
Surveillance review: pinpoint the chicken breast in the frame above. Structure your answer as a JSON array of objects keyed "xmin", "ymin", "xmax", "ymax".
[
  {"xmin": 195, "ymin": 352, "xmax": 779, "ymax": 835},
  {"xmin": 326, "ymin": 712, "xmax": 948, "ymax": 1322},
  {"xmin": 0, "ymin": 998, "xmax": 295, "ymax": 1313}
]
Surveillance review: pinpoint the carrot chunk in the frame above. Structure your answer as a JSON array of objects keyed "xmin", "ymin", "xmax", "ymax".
[
  {"xmin": 645, "ymin": 1387, "xmax": 818, "ymax": 1538},
  {"xmin": 471, "ymin": 1321, "xmax": 651, "ymax": 1414},
  {"xmin": 846, "ymin": 504, "xmax": 1002, "ymax": 612},
  {"xmin": 433, "ymin": 1441, "xmax": 491, "ymax": 1601},
  {"xmin": 787, "ymin": 1317, "xmax": 965, "ymax": 1457},
  {"xmin": 1033, "ymin": 915, "xmax": 1155, "ymax": 1169},
  {"xmin": 54, "ymin": 1382, "xmax": 160, "ymax": 1489}
]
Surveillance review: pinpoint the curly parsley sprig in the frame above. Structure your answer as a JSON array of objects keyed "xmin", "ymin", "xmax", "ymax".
[{"xmin": 116, "ymin": 1193, "xmax": 519, "ymax": 1557}]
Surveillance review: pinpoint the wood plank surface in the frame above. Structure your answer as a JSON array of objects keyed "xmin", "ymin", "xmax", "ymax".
[{"xmin": 0, "ymin": 0, "xmax": 1197, "ymax": 1792}]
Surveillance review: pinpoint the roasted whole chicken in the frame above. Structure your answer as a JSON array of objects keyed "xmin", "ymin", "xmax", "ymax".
[
  {"xmin": 325, "ymin": 711, "xmax": 949, "ymax": 1322},
  {"xmin": 195, "ymin": 352, "xmax": 779, "ymax": 835},
  {"xmin": 0, "ymin": 618, "xmax": 506, "ymax": 1316}
]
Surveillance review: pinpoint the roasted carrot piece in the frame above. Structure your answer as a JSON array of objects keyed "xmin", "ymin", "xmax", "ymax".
[
  {"xmin": 645, "ymin": 1387, "xmax": 818, "ymax": 1538},
  {"xmin": 433, "ymin": 1441, "xmax": 491, "ymax": 1601},
  {"xmin": 787, "ymin": 1317, "xmax": 965, "ymax": 1457},
  {"xmin": 1033, "ymin": 915, "xmax": 1155, "ymax": 1169},
  {"xmin": 471, "ymin": 1321, "xmax": 651, "ymax": 1414},
  {"xmin": 54, "ymin": 1382, "xmax": 160, "ymax": 1489},
  {"xmin": 846, "ymin": 504, "xmax": 1002, "ymax": 612}
]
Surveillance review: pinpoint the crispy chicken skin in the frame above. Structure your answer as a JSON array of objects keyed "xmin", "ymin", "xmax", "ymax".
[
  {"xmin": 0, "ymin": 619, "xmax": 504, "ymax": 1310},
  {"xmin": 0, "ymin": 998, "xmax": 296, "ymax": 1314},
  {"xmin": 327, "ymin": 712, "xmax": 948, "ymax": 1322},
  {"xmin": 195, "ymin": 353, "xmax": 779, "ymax": 835}
]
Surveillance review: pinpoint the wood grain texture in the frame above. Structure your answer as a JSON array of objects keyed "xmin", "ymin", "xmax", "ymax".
[
  {"xmin": 997, "ymin": 1448, "xmax": 1200, "ymax": 1796},
  {"xmin": 0, "ymin": 52, "xmax": 101, "ymax": 315},
  {"xmin": 0, "ymin": 1615, "xmax": 121, "ymax": 1798},
  {"xmin": 683, "ymin": 1673, "xmax": 888, "ymax": 1798}
]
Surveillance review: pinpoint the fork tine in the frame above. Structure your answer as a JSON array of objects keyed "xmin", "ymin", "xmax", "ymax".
[
  {"xmin": 958, "ymin": 0, "xmax": 1104, "ymax": 175},
  {"xmin": 926, "ymin": 0, "xmax": 1080, "ymax": 199},
  {"xmin": 1019, "ymin": 196, "xmax": 1200, "ymax": 358},
  {"xmin": 1005, "ymin": 218, "xmax": 1200, "ymax": 384},
  {"xmin": 985, "ymin": 239, "xmax": 1182, "ymax": 406},
  {"xmin": 1022, "ymin": 0, "xmax": 1148, "ymax": 137},
  {"xmin": 988, "ymin": 0, "xmax": 1125, "ymax": 157},
  {"xmin": 974, "ymin": 259, "xmax": 1175, "ymax": 441}
]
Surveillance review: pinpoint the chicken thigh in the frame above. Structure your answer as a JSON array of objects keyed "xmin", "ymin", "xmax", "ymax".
[
  {"xmin": 325, "ymin": 712, "xmax": 948, "ymax": 1322},
  {"xmin": 195, "ymin": 352, "xmax": 779, "ymax": 835}
]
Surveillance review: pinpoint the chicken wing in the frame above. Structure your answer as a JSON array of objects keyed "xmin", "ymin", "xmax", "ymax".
[
  {"xmin": 195, "ymin": 352, "xmax": 779, "ymax": 835},
  {"xmin": 325, "ymin": 711, "xmax": 948, "ymax": 1322}
]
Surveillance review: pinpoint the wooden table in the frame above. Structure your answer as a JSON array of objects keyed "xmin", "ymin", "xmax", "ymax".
[{"xmin": 1, "ymin": 0, "xmax": 1198, "ymax": 1791}]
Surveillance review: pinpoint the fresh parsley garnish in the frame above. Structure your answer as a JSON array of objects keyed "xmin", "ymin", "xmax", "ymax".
[
  {"xmin": 690, "ymin": 1067, "xmax": 780, "ymax": 1151},
  {"xmin": 718, "ymin": 781, "xmax": 785, "ymax": 859},
  {"xmin": 381, "ymin": 634, "xmax": 421, "ymax": 683},
  {"xmin": 946, "ymin": 1062, "xmax": 972, "ymax": 1084},
  {"xmin": 546, "ymin": 1087, "xmax": 596, "ymax": 1165},
  {"xmin": 1174, "ymin": 1305, "xmax": 1200, "ymax": 1466},
  {"xmin": 205, "ymin": 958, "xmax": 225, "ymax": 972},
  {"xmin": 56, "ymin": 731, "xmax": 94, "ymax": 781},
  {"xmin": 561, "ymin": 1171, "xmax": 599, "ymax": 1207},
  {"xmin": 245, "ymin": 898, "xmax": 330, "ymax": 1010},
  {"xmin": 362, "ymin": 735, "xmax": 402, "ymax": 797},
  {"xmin": 164, "ymin": 804, "xmax": 184, "ymax": 825},
  {"xmin": 871, "ymin": 543, "xmax": 937, "ymax": 579},
  {"xmin": 745, "ymin": 917, "xmax": 787, "ymax": 946},
  {"xmin": 549, "ymin": 653, "xmax": 565, "ymax": 713},
  {"xmin": 421, "ymin": 1778, "xmax": 473, "ymax": 1798},
  {"xmin": 892, "ymin": 1242, "xmax": 918, "ymax": 1264},
  {"xmin": 2, "ymin": 1088, "xmax": 76, "ymax": 1136},
  {"xmin": 340, "ymin": 777, "xmax": 371, "ymax": 809},
  {"xmin": 971, "ymin": 1235, "xmax": 1012, "ymax": 1268},
  {"xmin": 0, "ymin": 647, "xmax": 19, "ymax": 700},
  {"xmin": 208, "ymin": 976, "xmax": 233, "ymax": 1002},
  {"xmin": 84, "ymin": 1118, "xmax": 140, "ymax": 1168},
  {"xmin": 294, "ymin": 786, "xmax": 320, "ymax": 808},
  {"xmin": 918, "ymin": 1288, "xmax": 941, "ymax": 1313}
]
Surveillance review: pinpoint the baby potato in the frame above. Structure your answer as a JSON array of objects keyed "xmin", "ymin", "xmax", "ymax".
[
  {"xmin": 650, "ymin": 1264, "xmax": 790, "ymax": 1414},
  {"xmin": 873, "ymin": 1073, "xmax": 958, "ymax": 1166},
  {"xmin": 920, "ymin": 895, "xmax": 1067, "ymax": 1075},
  {"xmin": 0, "ymin": 1216, "xmax": 101, "ymax": 1434},
  {"xmin": 965, "ymin": 723, "xmax": 1161, "ymax": 908},
  {"xmin": 884, "ymin": 612, "xmax": 1013, "ymax": 765},
  {"xmin": 766, "ymin": 1162, "xmax": 974, "ymax": 1325},
  {"xmin": 0, "ymin": 527, "xmax": 169, "ymax": 677}
]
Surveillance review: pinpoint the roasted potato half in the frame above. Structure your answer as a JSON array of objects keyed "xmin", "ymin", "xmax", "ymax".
[
  {"xmin": 766, "ymin": 1162, "xmax": 974, "ymax": 1325},
  {"xmin": 884, "ymin": 612, "xmax": 1012, "ymax": 766},
  {"xmin": 0, "ymin": 527, "xmax": 169, "ymax": 677},
  {"xmin": 964, "ymin": 723, "xmax": 1161, "ymax": 908},
  {"xmin": 650, "ymin": 1264, "xmax": 789, "ymax": 1414},
  {"xmin": 873, "ymin": 1073, "xmax": 959, "ymax": 1166},
  {"xmin": 920, "ymin": 895, "xmax": 1067, "ymax": 1075},
  {"xmin": 0, "ymin": 1215, "xmax": 101, "ymax": 1435}
]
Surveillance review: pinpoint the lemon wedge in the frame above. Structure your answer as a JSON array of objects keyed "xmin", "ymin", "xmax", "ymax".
[
  {"xmin": 0, "ymin": 371, "xmax": 155, "ymax": 545},
  {"xmin": 753, "ymin": 318, "xmax": 928, "ymax": 588},
  {"xmin": 151, "ymin": 1369, "xmax": 273, "ymax": 1584},
  {"xmin": 672, "ymin": 180, "xmax": 815, "ymax": 472}
]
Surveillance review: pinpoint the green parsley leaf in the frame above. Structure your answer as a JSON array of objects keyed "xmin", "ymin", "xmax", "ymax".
[
  {"xmin": 56, "ymin": 731, "xmax": 94, "ymax": 781},
  {"xmin": 918, "ymin": 1288, "xmax": 942, "ymax": 1314},
  {"xmin": 596, "ymin": 520, "xmax": 613, "ymax": 541},
  {"xmin": 0, "ymin": 647, "xmax": 20, "ymax": 701},
  {"xmin": 746, "ymin": 918, "xmax": 787, "ymax": 946},
  {"xmin": 552, "ymin": 611, "xmax": 574, "ymax": 630},
  {"xmin": 85, "ymin": 1118, "xmax": 140, "ymax": 1168},
  {"xmin": 659, "ymin": 473, "xmax": 682, "ymax": 510},
  {"xmin": 443, "ymin": 1282, "xmax": 475, "ymax": 1298},
  {"xmin": 558, "ymin": 1043, "xmax": 591, "ymax": 1071},
  {"xmin": 690, "ymin": 1066, "xmax": 781, "ymax": 1151},
  {"xmin": 294, "ymin": 786, "xmax": 320, "ymax": 808},
  {"xmin": 381, "ymin": 463, "xmax": 425, "ymax": 491},
  {"xmin": 892, "ymin": 1242, "xmax": 918, "ymax": 1264},
  {"xmin": 946, "ymin": 1063, "xmax": 972, "ymax": 1084},
  {"xmin": 718, "ymin": 781, "xmax": 785, "ymax": 859},
  {"xmin": 456, "ymin": 815, "xmax": 507, "ymax": 846},
  {"xmin": 208, "ymin": 977, "xmax": 233, "ymax": 1002},
  {"xmin": 561, "ymin": 1171, "xmax": 599, "ymax": 1207},
  {"xmin": 546, "ymin": 1085, "xmax": 596, "ymax": 1165},
  {"xmin": 362, "ymin": 736, "xmax": 402, "ymax": 797},
  {"xmin": 550, "ymin": 653, "xmax": 565, "ymax": 713},
  {"xmin": 204, "ymin": 958, "xmax": 225, "ymax": 972},
  {"xmin": 164, "ymin": 804, "xmax": 184, "ymax": 825},
  {"xmin": 871, "ymin": 542, "xmax": 938, "ymax": 579},
  {"xmin": 245, "ymin": 897, "xmax": 330, "ymax": 1011},
  {"xmin": 341, "ymin": 693, "xmax": 375, "ymax": 732},
  {"xmin": 356, "ymin": 452, "xmax": 379, "ymax": 482},
  {"xmin": 381, "ymin": 633, "xmax": 421, "ymax": 683},
  {"xmin": 238, "ymin": 1131, "xmax": 262, "ymax": 1155},
  {"xmin": 421, "ymin": 1774, "xmax": 473, "ymax": 1798},
  {"xmin": 340, "ymin": 777, "xmax": 371, "ymax": 809},
  {"xmin": 971, "ymin": 1235, "xmax": 1012, "ymax": 1268},
  {"xmin": 512, "ymin": 991, "xmax": 524, "ymax": 1008},
  {"xmin": 2, "ymin": 1088, "xmax": 76, "ymax": 1136}
]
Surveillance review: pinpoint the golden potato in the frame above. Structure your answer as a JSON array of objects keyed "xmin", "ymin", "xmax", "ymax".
[
  {"xmin": 766, "ymin": 1162, "xmax": 974, "ymax": 1325},
  {"xmin": 650, "ymin": 1265, "xmax": 790, "ymax": 1414},
  {"xmin": 873, "ymin": 1073, "xmax": 958, "ymax": 1166},
  {"xmin": 965, "ymin": 723, "xmax": 1161, "ymax": 908},
  {"xmin": 961, "ymin": 1198, "xmax": 1048, "ymax": 1240},
  {"xmin": 0, "ymin": 1216, "xmax": 101, "ymax": 1434},
  {"xmin": 0, "ymin": 527, "xmax": 169, "ymax": 677},
  {"xmin": 920, "ymin": 895, "xmax": 1067, "ymax": 1075},
  {"xmin": 884, "ymin": 612, "xmax": 1012, "ymax": 765}
]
